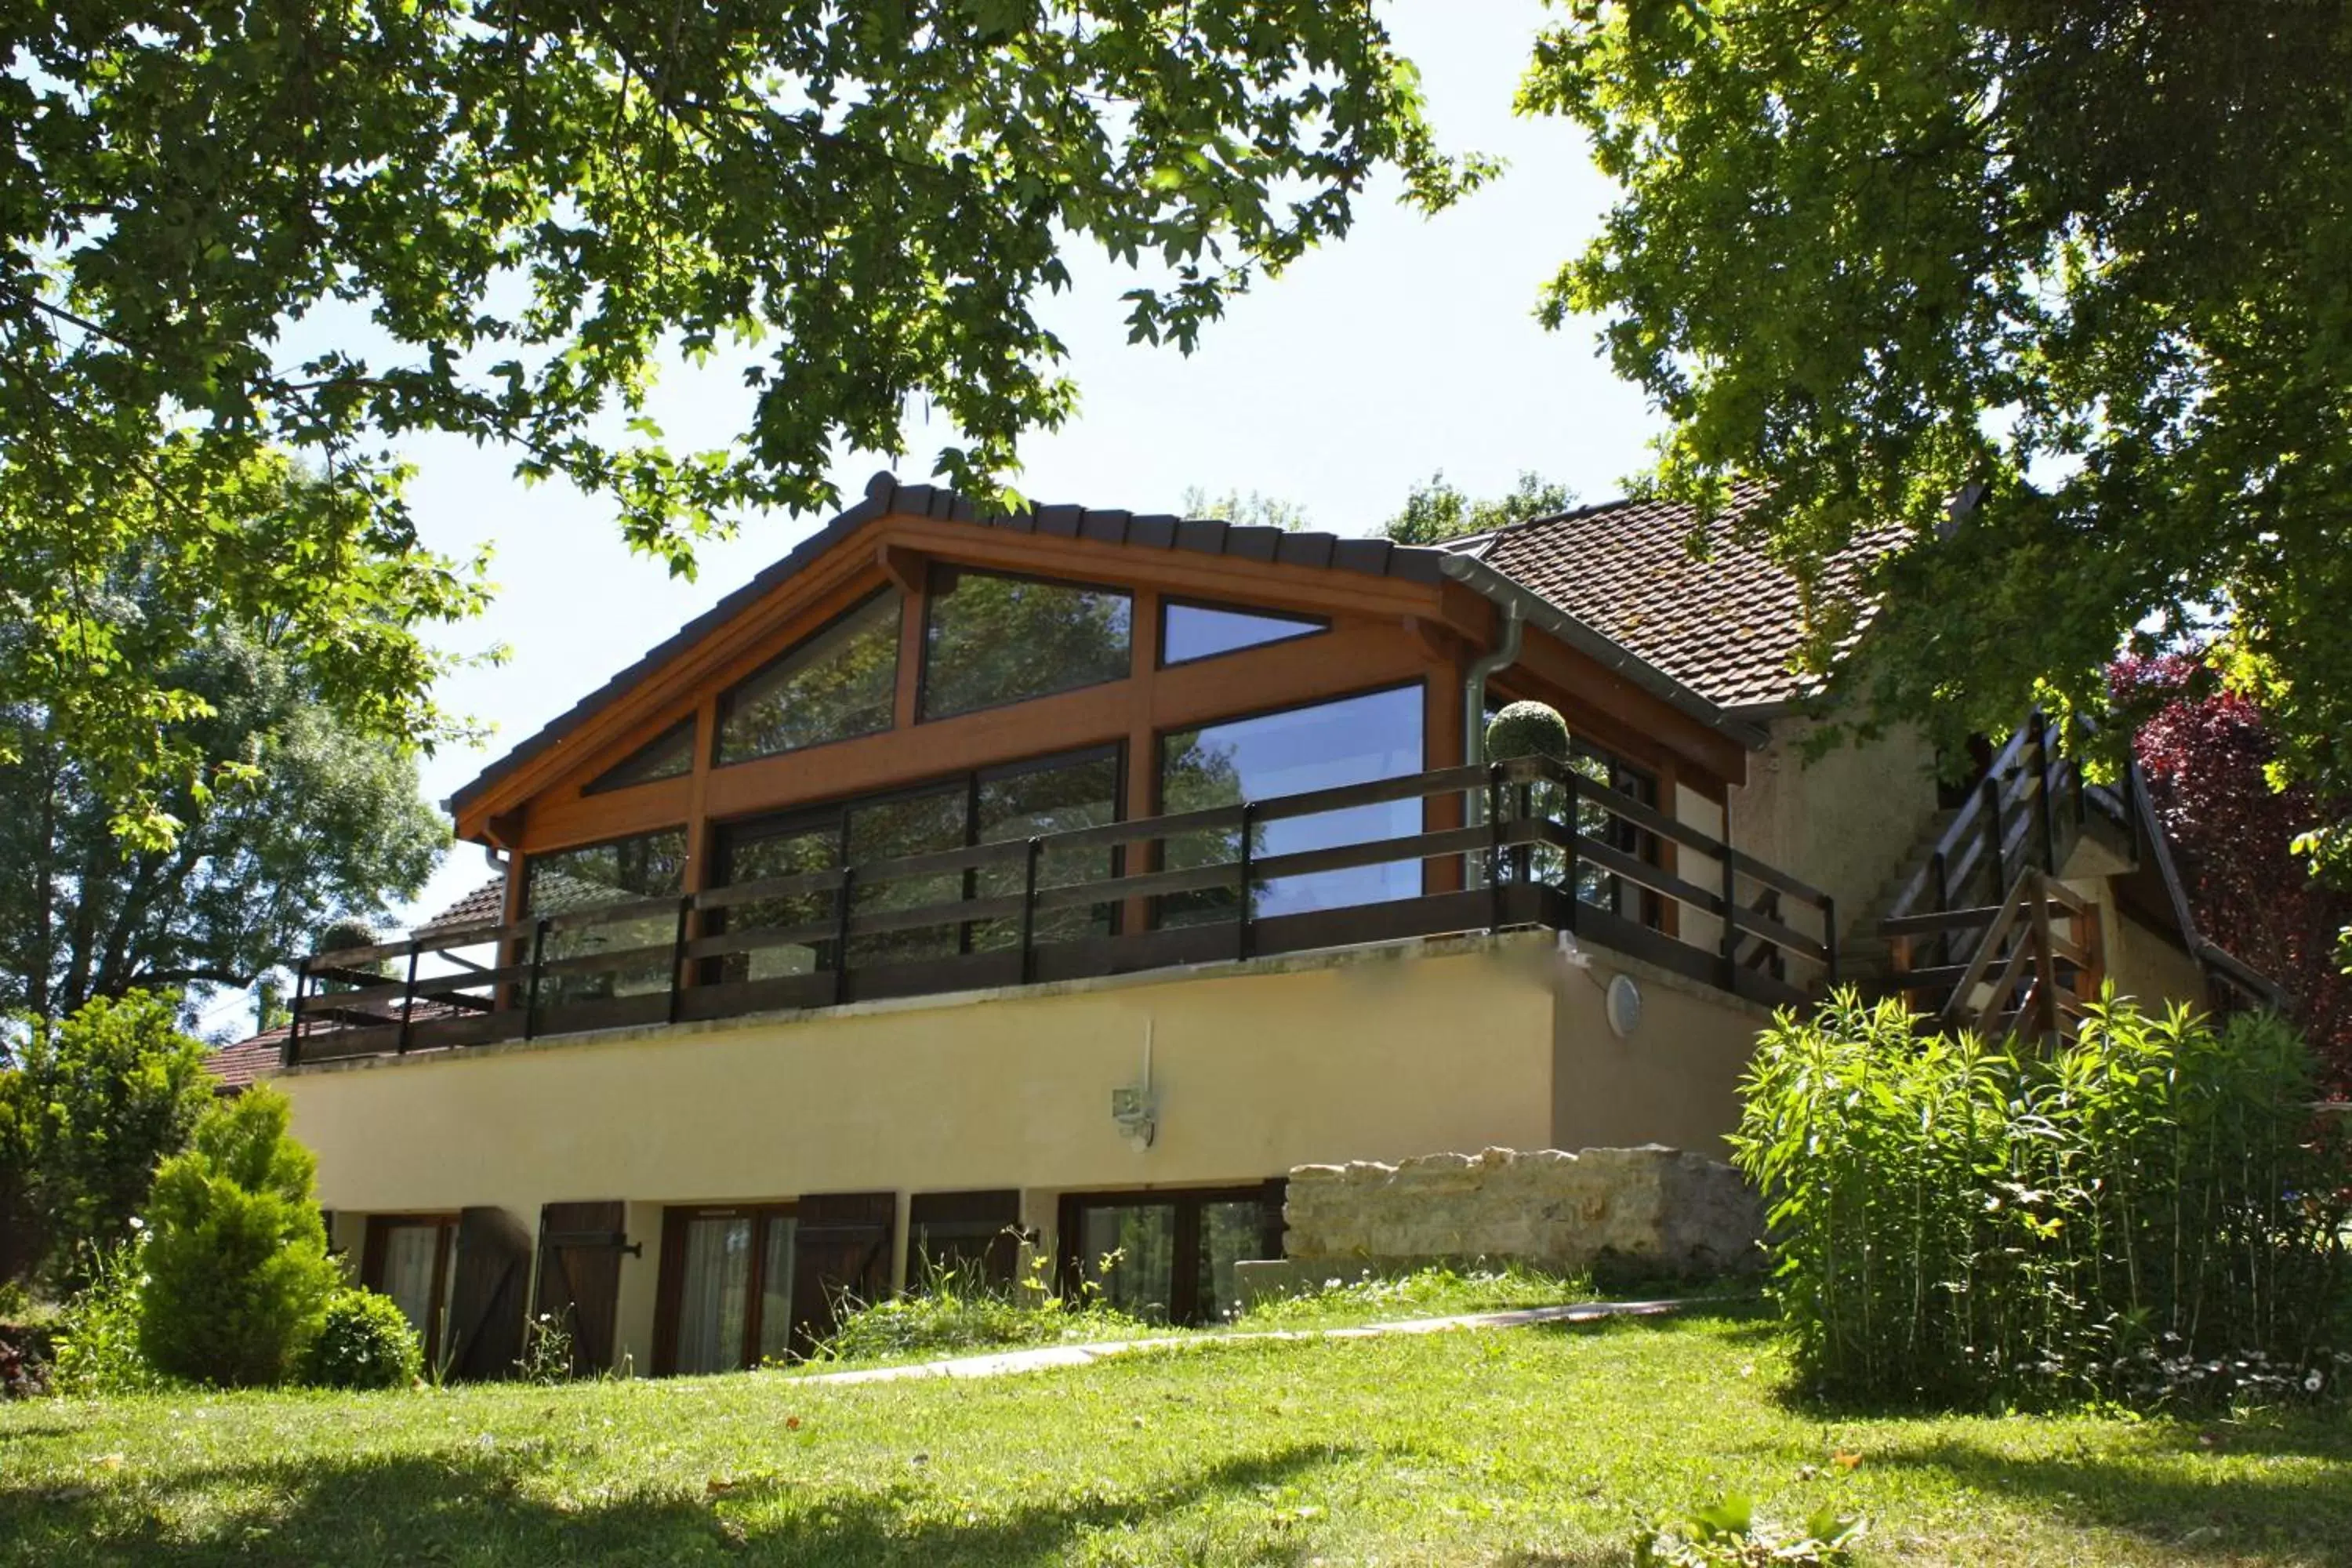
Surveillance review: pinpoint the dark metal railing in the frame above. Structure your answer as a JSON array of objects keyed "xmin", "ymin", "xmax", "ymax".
[{"xmin": 284, "ymin": 756, "xmax": 1837, "ymax": 1067}]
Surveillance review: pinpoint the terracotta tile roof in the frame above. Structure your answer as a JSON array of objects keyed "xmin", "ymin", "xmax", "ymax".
[
  {"xmin": 413, "ymin": 877, "xmax": 508, "ymax": 936},
  {"xmin": 1473, "ymin": 483, "xmax": 1907, "ymax": 711},
  {"xmin": 205, "ymin": 1029, "xmax": 288, "ymax": 1091},
  {"xmin": 204, "ymin": 997, "xmax": 479, "ymax": 1091}
]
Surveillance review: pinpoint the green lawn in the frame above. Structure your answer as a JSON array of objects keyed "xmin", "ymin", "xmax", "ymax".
[{"xmin": 3, "ymin": 1306, "xmax": 2347, "ymax": 1566}]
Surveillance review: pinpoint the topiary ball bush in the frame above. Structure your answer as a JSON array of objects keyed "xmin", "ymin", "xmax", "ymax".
[
  {"xmin": 1485, "ymin": 700, "xmax": 1570, "ymax": 763},
  {"xmin": 304, "ymin": 1288, "xmax": 422, "ymax": 1391}
]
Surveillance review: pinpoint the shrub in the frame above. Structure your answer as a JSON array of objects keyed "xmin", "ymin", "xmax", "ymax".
[
  {"xmin": 51, "ymin": 1236, "xmax": 165, "ymax": 1396},
  {"xmin": 303, "ymin": 1288, "xmax": 422, "ymax": 1390},
  {"xmin": 138, "ymin": 1087, "xmax": 339, "ymax": 1386},
  {"xmin": 1731, "ymin": 991, "xmax": 2352, "ymax": 1407},
  {"xmin": 1484, "ymin": 700, "xmax": 1570, "ymax": 763},
  {"xmin": 814, "ymin": 1251, "xmax": 1148, "ymax": 1365},
  {"xmin": 8, "ymin": 992, "xmax": 211, "ymax": 1290}
]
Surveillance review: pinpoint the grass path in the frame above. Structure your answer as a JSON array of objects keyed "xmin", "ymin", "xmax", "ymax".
[{"xmin": 4, "ymin": 1305, "xmax": 2348, "ymax": 1566}]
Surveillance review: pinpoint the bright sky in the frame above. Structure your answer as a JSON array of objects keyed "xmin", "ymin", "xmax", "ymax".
[{"xmin": 362, "ymin": 1, "xmax": 1665, "ymax": 959}]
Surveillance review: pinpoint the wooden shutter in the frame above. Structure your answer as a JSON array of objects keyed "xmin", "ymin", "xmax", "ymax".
[
  {"xmin": 532, "ymin": 1200, "xmax": 630, "ymax": 1377},
  {"xmin": 909, "ymin": 1189, "xmax": 1022, "ymax": 1290},
  {"xmin": 445, "ymin": 1206, "xmax": 532, "ymax": 1381},
  {"xmin": 787, "ymin": 1191, "xmax": 895, "ymax": 1358}
]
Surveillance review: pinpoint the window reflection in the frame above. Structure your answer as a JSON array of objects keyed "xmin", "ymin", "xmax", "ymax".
[
  {"xmin": 528, "ymin": 829, "xmax": 688, "ymax": 1007},
  {"xmin": 1160, "ymin": 600, "xmax": 1323, "ymax": 666},
  {"xmin": 845, "ymin": 787, "xmax": 969, "ymax": 967},
  {"xmin": 1483, "ymin": 698, "xmax": 1661, "ymax": 924},
  {"xmin": 971, "ymin": 750, "xmax": 1120, "ymax": 949},
  {"xmin": 921, "ymin": 566, "xmax": 1131, "ymax": 720},
  {"xmin": 712, "ymin": 746, "xmax": 1123, "ymax": 978},
  {"xmin": 584, "ymin": 719, "xmax": 695, "ymax": 793},
  {"xmin": 1159, "ymin": 685, "xmax": 1425, "ymax": 926},
  {"xmin": 717, "ymin": 592, "xmax": 900, "ymax": 765}
]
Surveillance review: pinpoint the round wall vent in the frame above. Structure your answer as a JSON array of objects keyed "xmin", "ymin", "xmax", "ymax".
[{"xmin": 1605, "ymin": 973, "xmax": 1643, "ymax": 1040}]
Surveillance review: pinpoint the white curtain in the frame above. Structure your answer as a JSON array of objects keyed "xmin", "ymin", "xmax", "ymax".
[
  {"xmin": 381, "ymin": 1225, "xmax": 440, "ymax": 1344},
  {"xmin": 675, "ymin": 1217, "xmax": 753, "ymax": 1374}
]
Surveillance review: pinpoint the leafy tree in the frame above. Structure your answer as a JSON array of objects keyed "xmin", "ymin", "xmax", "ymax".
[
  {"xmin": 1379, "ymin": 471, "xmax": 1573, "ymax": 546},
  {"xmin": 2118, "ymin": 657, "xmax": 2351, "ymax": 1091},
  {"xmin": 3, "ymin": 5, "xmax": 1481, "ymax": 835},
  {"xmin": 6, "ymin": 992, "xmax": 212, "ymax": 1289},
  {"xmin": 138, "ymin": 1085, "xmax": 339, "ymax": 1388},
  {"xmin": 2, "ymin": 444, "xmax": 488, "ymax": 849},
  {"xmin": 0, "ymin": 596, "xmax": 447, "ymax": 1022},
  {"xmin": 1522, "ymin": 2, "xmax": 2352, "ymax": 893},
  {"xmin": 1179, "ymin": 487, "xmax": 1312, "ymax": 532}
]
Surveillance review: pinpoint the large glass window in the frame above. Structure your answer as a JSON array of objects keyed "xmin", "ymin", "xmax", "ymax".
[
  {"xmin": 1160, "ymin": 600, "xmax": 1325, "ymax": 666},
  {"xmin": 844, "ymin": 785, "xmax": 970, "ymax": 967},
  {"xmin": 527, "ymin": 829, "xmax": 688, "ymax": 1006},
  {"xmin": 1063, "ymin": 1184, "xmax": 1283, "ymax": 1327},
  {"xmin": 712, "ymin": 746, "xmax": 1121, "ymax": 979},
  {"xmin": 920, "ymin": 566, "xmax": 1131, "ymax": 720},
  {"xmin": 1158, "ymin": 685, "xmax": 1425, "ymax": 926},
  {"xmin": 717, "ymin": 592, "xmax": 901, "ymax": 765},
  {"xmin": 583, "ymin": 719, "xmax": 695, "ymax": 793},
  {"xmin": 971, "ymin": 749, "xmax": 1121, "ymax": 950}
]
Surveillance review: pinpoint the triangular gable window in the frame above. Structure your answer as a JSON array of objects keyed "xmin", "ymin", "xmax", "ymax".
[
  {"xmin": 583, "ymin": 719, "xmax": 695, "ymax": 794},
  {"xmin": 717, "ymin": 590, "xmax": 902, "ymax": 764},
  {"xmin": 1159, "ymin": 599, "xmax": 1327, "ymax": 666}
]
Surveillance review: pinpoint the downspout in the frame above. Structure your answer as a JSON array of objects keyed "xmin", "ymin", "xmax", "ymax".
[{"xmin": 1463, "ymin": 604, "xmax": 1526, "ymax": 888}]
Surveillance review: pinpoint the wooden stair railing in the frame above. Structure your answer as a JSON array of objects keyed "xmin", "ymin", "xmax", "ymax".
[{"xmin": 1879, "ymin": 713, "xmax": 2118, "ymax": 1040}]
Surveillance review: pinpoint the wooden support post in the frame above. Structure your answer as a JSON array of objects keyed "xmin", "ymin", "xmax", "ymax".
[
  {"xmin": 666, "ymin": 896, "xmax": 691, "ymax": 1025},
  {"xmin": 1236, "ymin": 801, "xmax": 1255, "ymax": 962},
  {"xmin": 832, "ymin": 869, "xmax": 856, "ymax": 1006},
  {"xmin": 523, "ymin": 919, "xmax": 548, "ymax": 1042},
  {"xmin": 397, "ymin": 940, "xmax": 422, "ymax": 1054},
  {"xmin": 1018, "ymin": 837, "xmax": 1042, "ymax": 985},
  {"xmin": 284, "ymin": 957, "xmax": 310, "ymax": 1069}
]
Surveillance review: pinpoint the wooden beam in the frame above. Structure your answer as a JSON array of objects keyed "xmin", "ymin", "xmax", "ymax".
[
  {"xmin": 877, "ymin": 542, "xmax": 925, "ymax": 597},
  {"xmin": 1403, "ymin": 615, "xmax": 1463, "ymax": 666}
]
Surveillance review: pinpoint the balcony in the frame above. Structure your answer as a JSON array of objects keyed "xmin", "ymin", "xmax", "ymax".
[{"xmin": 283, "ymin": 757, "xmax": 1838, "ymax": 1068}]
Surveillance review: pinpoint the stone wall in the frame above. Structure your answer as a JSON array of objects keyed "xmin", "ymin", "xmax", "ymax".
[{"xmin": 1280, "ymin": 1145, "xmax": 1762, "ymax": 1279}]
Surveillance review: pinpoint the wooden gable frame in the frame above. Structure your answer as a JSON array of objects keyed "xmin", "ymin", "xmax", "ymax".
[{"xmin": 455, "ymin": 495, "xmax": 1756, "ymax": 928}]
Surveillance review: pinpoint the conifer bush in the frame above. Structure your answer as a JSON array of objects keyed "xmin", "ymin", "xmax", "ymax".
[
  {"xmin": 1731, "ymin": 992, "xmax": 2352, "ymax": 1407},
  {"xmin": 138, "ymin": 1087, "xmax": 339, "ymax": 1387}
]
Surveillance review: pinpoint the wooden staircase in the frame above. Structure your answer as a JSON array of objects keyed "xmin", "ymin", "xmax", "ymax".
[{"xmin": 1839, "ymin": 715, "xmax": 2134, "ymax": 1043}]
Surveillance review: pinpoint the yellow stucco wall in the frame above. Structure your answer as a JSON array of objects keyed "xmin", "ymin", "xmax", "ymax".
[
  {"xmin": 1548, "ymin": 945, "xmax": 1774, "ymax": 1159},
  {"xmin": 1730, "ymin": 719, "xmax": 1942, "ymax": 939},
  {"xmin": 282, "ymin": 937, "xmax": 1642, "ymax": 1370}
]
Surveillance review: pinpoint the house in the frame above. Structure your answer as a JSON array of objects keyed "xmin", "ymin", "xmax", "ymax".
[{"xmin": 223, "ymin": 472, "xmax": 2264, "ymax": 1378}]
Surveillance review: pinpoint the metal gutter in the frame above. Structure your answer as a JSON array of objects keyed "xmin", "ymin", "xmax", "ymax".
[{"xmin": 1436, "ymin": 554, "xmax": 1771, "ymax": 752}]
